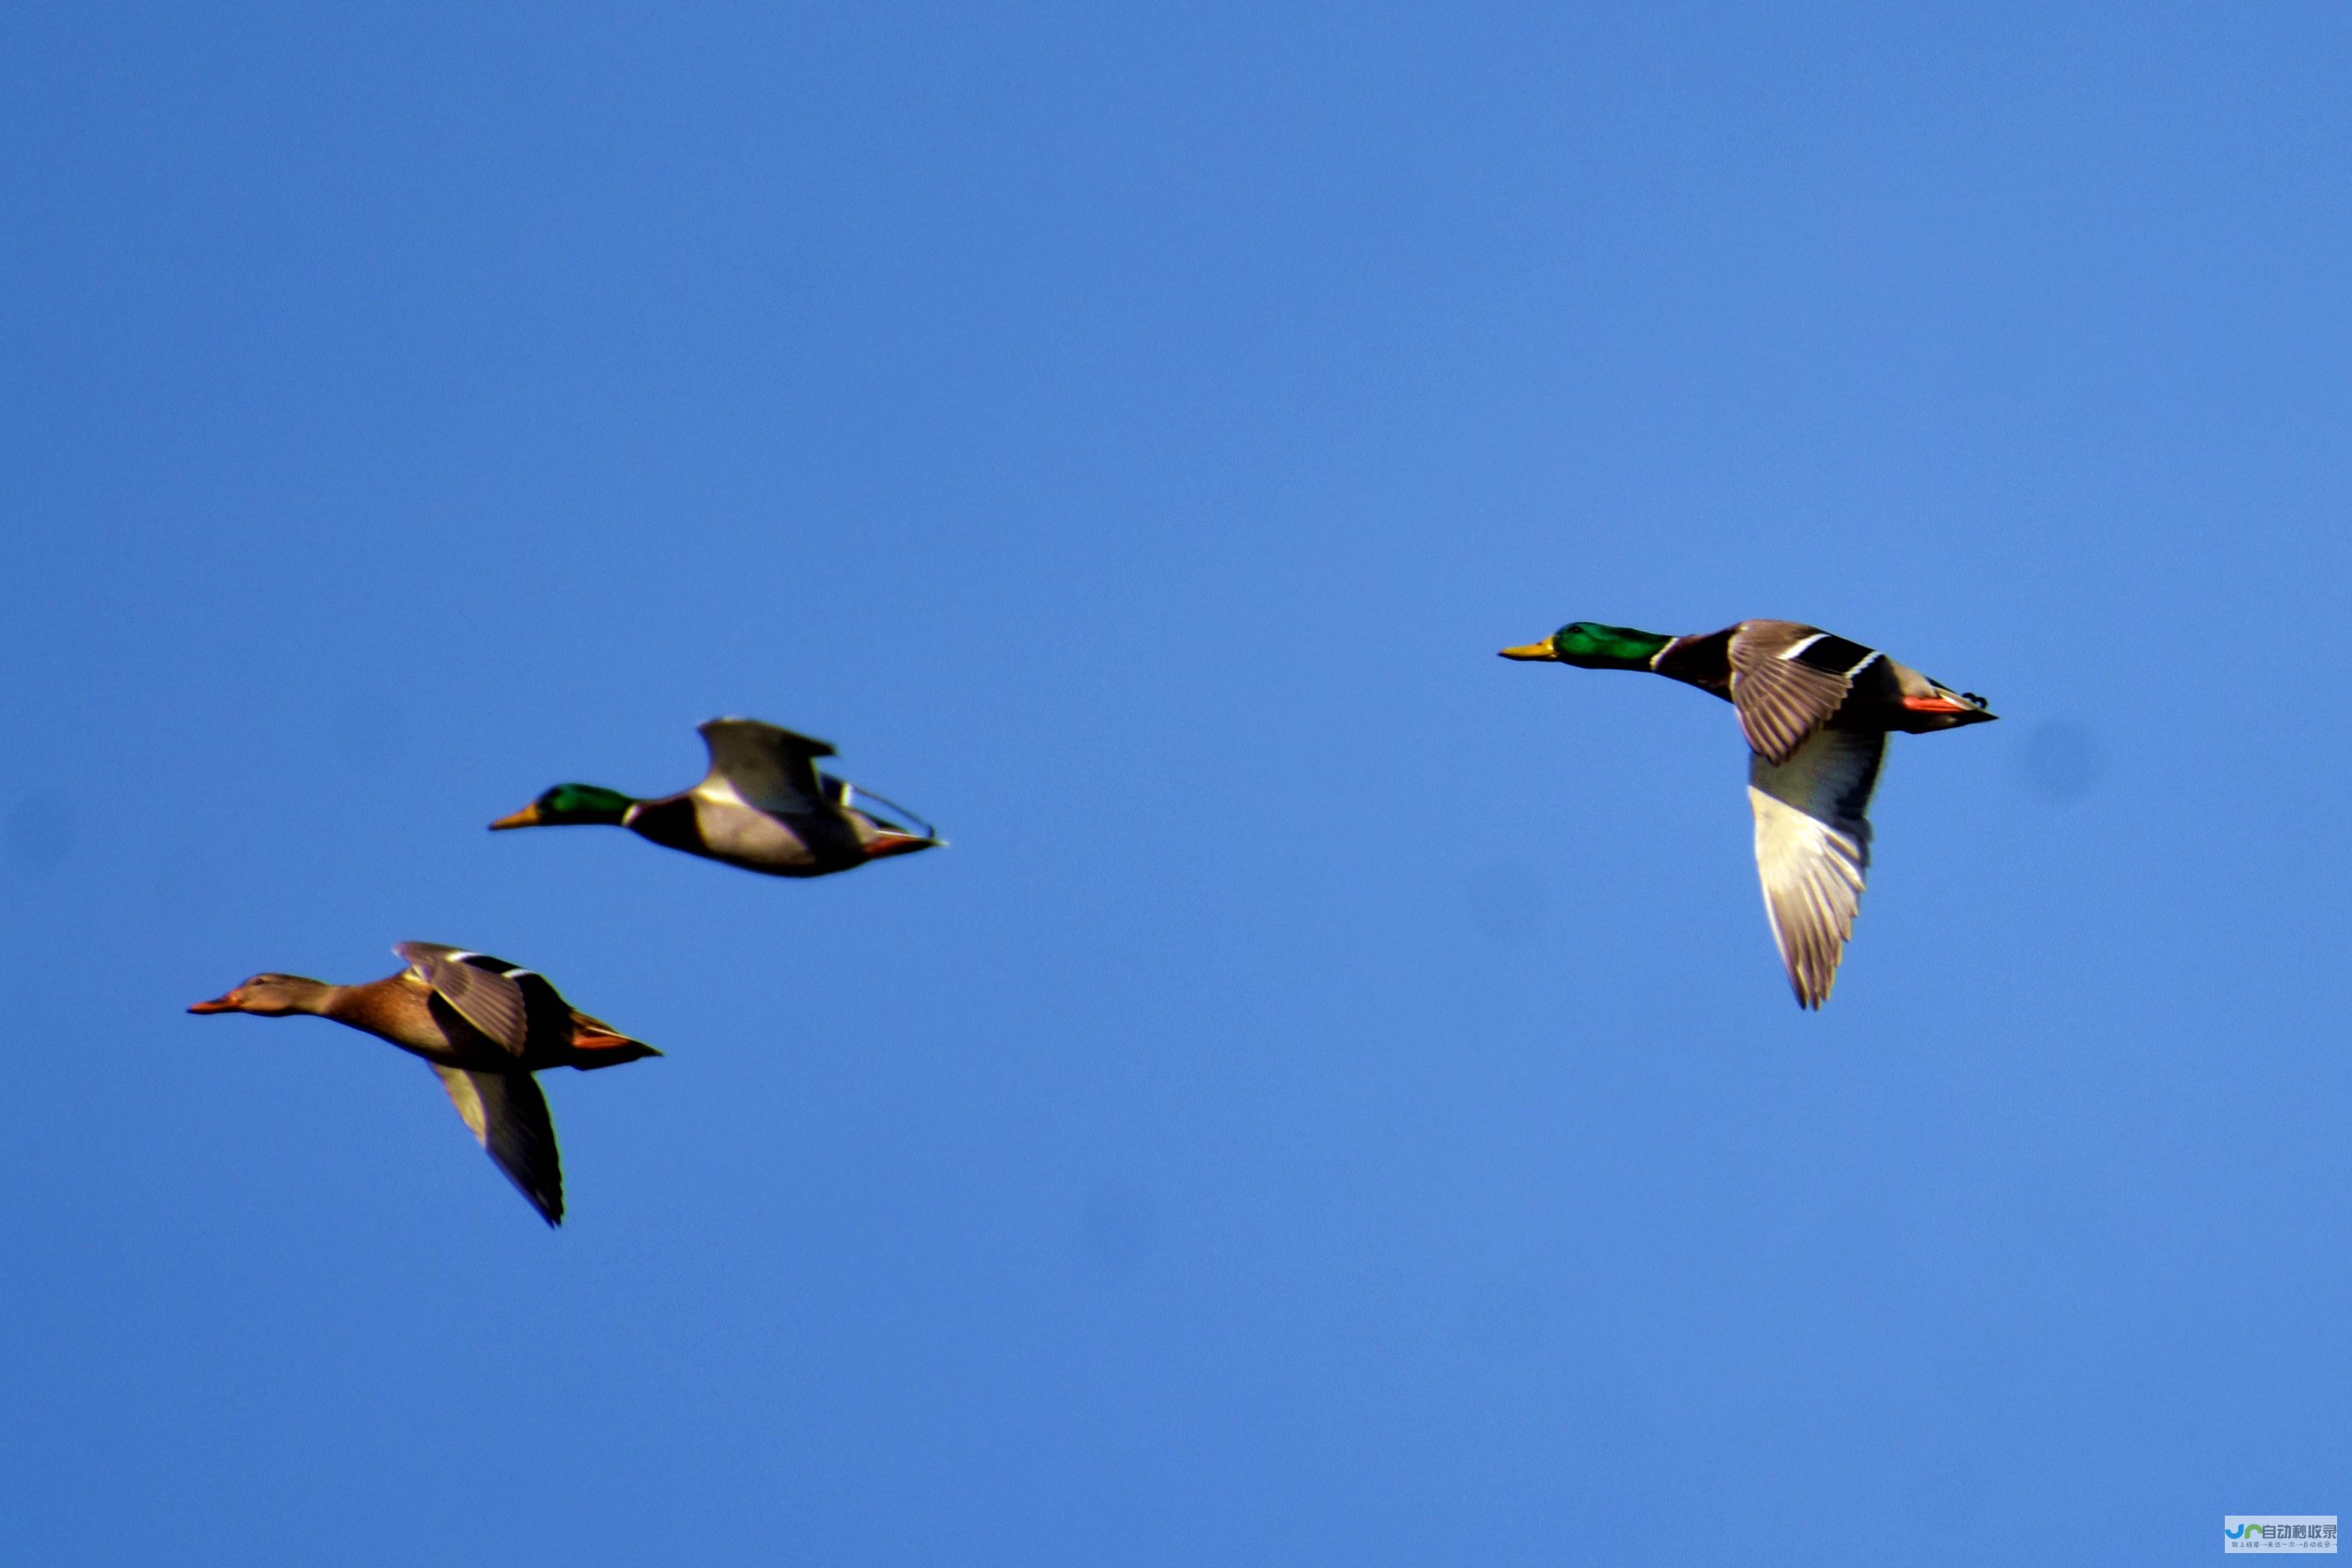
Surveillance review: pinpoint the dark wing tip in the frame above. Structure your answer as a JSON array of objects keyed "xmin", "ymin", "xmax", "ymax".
[{"xmin": 518, "ymin": 1173, "xmax": 563, "ymax": 1227}]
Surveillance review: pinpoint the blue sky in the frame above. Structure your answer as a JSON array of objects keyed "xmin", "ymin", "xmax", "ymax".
[{"xmin": 4, "ymin": 3, "xmax": 2348, "ymax": 1562}]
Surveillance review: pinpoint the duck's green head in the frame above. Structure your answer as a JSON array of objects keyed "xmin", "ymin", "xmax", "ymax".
[
  {"xmin": 489, "ymin": 783, "xmax": 634, "ymax": 830},
  {"xmin": 1499, "ymin": 622, "xmax": 1673, "ymax": 670}
]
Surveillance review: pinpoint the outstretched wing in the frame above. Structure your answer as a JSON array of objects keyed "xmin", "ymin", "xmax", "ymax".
[
  {"xmin": 1727, "ymin": 622, "xmax": 1882, "ymax": 765},
  {"xmin": 1748, "ymin": 727, "xmax": 1884, "ymax": 1009},
  {"xmin": 394, "ymin": 943, "xmax": 539, "ymax": 1057},
  {"xmin": 432, "ymin": 1065, "xmax": 563, "ymax": 1225},
  {"xmin": 696, "ymin": 718, "xmax": 838, "ymax": 818}
]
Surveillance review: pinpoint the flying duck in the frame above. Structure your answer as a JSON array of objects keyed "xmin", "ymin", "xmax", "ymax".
[
  {"xmin": 491, "ymin": 718, "xmax": 941, "ymax": 878},
  {"xmin": 1501, "ymin": 619, "xmax": 1995, "ymax": 1007},
  {"xmin": 189, "ymin": 943, "xmax": 658, "ymax": 1224}
]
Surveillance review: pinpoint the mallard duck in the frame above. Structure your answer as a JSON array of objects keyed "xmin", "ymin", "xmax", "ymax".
[
  {"xmin": 189, "ymin": 943, "xmax": 660, "ymax": 1225},
  {"xmin": 1500, "ymin": 620, "xmax": 1996, "ymax": 1008},
  {"xmin": 491, "ymin": 718, "xmax": 942, "ymax": 878}
]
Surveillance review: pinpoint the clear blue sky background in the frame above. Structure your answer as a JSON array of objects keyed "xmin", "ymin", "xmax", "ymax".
[{"xmin": 4, "ymin": 3, "xmax": 2346, "ymax": 1563}]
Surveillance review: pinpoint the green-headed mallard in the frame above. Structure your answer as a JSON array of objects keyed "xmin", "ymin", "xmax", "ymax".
[
  {"xmin": 1500, "ymin": 619, "xmax": 1996, "ymax": 1008},
  {"xmin": 490, "ymin": 718, "xmax": 942, "ymax": 878},
  {"xmin": 189, "ymin": 943, "xmax": 659, "ymax": 1225}
]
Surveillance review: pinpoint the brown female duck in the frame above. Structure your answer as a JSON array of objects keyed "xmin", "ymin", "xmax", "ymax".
[{"xmin": 189, "ymin": 943, "xmax": 658, "ymax": 1225}]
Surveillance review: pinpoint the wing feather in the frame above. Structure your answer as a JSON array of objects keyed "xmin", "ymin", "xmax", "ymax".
[
  {"xmin": 696, "ymin": 718, "xmax": 837, "ymax": 818},
  {"xmin": 431, "ymin": 1065, "xmax": 564, "ymax": 1225},
  {"xmin": 395, "ymin": 943, "xmax": 532, "ymax": 1056},
  {"xmin": 1748, "ymin": 728, "xmax": 1884, "ymax": 1008},
  {"xmin": 1729, "ymin": 622, "xmax": 1861, "ymax": 765}
]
